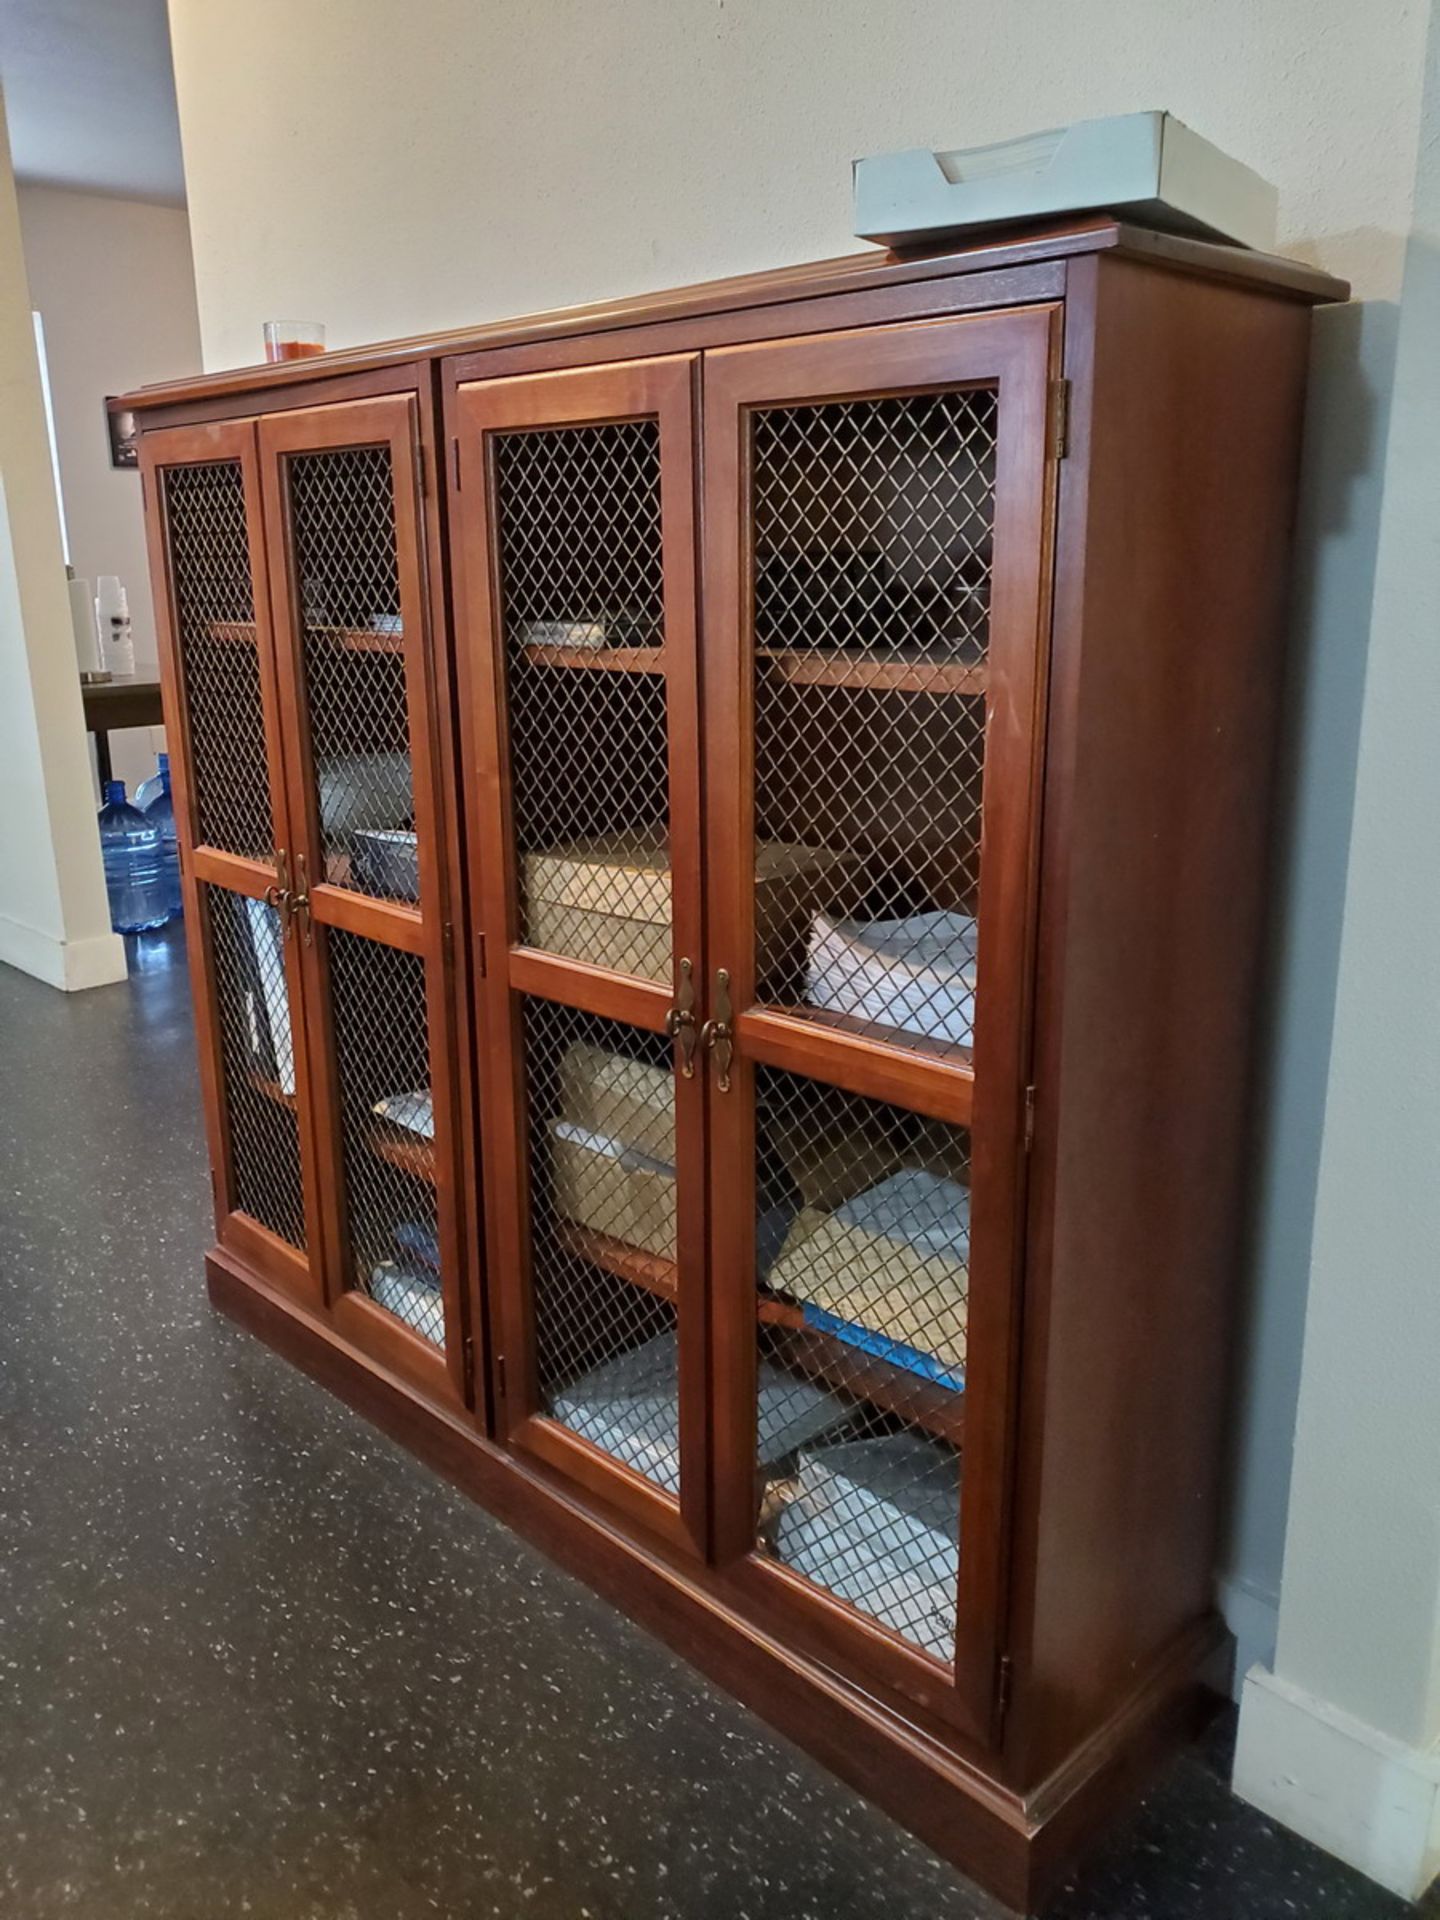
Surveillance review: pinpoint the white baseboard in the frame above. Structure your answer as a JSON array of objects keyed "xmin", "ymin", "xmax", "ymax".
[
  {"xmin": 0, "ymin": 913, "xmax": 127, "ymax": 990},
  {"xmin": 1217, "ymin": 1575, "xmax": 1280, "ymax": 1701},
  {"xmin": 1234, "ymin": 1665, "xmax": 1440, "ymax": 1899},
  {"xmin": 60, "ymin": 929, "xmax": 129, "ymax": 989}
]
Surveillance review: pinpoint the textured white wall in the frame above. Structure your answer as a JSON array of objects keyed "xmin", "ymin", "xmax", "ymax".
[
  {"xmin": 166, "ymin": 0, "xmax": 1432, "ymax": 1667},
  {"xmin": 170, "ymin": 0, "xmax": 1423, "ymax": 365},
  {"xmin": 18, "ymin": 185, "xmax": 202, "ymax": 797}
]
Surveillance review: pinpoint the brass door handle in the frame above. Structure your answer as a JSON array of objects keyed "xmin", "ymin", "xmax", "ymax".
[
  {"xmin": 700, "ymin": 967, "xmax": 733, "ymax": 1092},
  {"xmin": 665, "ymin": 957, "xmax": 698, "ymax": 1078},
  {"xmin": 291, "ymin": 852, "xmax": 313, "ymax": 945}
]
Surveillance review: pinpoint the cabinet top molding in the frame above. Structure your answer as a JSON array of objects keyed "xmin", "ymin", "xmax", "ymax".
[{"xmin": 120, "ymin": 216, "xmax": 1347, "ymax": 415}]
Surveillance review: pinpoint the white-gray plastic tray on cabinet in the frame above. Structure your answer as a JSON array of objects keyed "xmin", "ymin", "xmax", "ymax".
[{"xmin": 853, "ymin": 111, "xmax": 1277, "ymax": 252}]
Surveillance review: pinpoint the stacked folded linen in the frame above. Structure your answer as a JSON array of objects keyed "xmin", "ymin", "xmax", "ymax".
[
  {"xmin": 551, "ymin": 1330, "xmax": 849, "ymax": 1495},
  {"xmin": 549, "ymin": 1043, "xmax": 679, "ymax": 1257},
  {"xmin": 316, "ymin": 751, "xmax": 413, "ymax": 837},
  {"xmin": 525, "ymin": 836, "xmax": 675, "ymax": 983},
  {"xmin": 550, "ymin": 1119, "xmax": 677, "ymax": 1259},
  {"xmin": 525, "ymin": 837, "xmax": 852, "ymax": 986},
  {"xmin": 558, "ymin": 1043, "xmax": 675, "ymax": 1166},
  {"xmin": 516, "ymin": 613, "xmax": 661, "ymax": 650},
  {"xmin": 774, "ymin": 1433, "xmax": 961, "ymax": 1662},
  {"xmin": 352, "ymin": 827, "xmax": 420, "ymax": 901},
  {"xmin": 517, "ymin": 617, "xmax": 609, "ymax": 649},
  {"xmin": 371, "ymin": 1089, "xmax": 435, "ymax": 1140},
  {"xmin": 806, "ymin": 910, "xmax": 978, "ymax": 1047},
  {"xmin": 367, "ymin": 1261, "xmax": 443, "ymax": 1344},
  {"xmin": 766, "ymin": 1168, "xmax": 970, "ymax": 1376},
  {"xmin": 392, "ymin": 1220, "xmax": 441, "ymax": 1272}
]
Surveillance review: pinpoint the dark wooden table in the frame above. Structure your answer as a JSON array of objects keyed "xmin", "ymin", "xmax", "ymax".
[{"xmin": 81, "ymin": 676, "xmax": 164, "ymax": 788}]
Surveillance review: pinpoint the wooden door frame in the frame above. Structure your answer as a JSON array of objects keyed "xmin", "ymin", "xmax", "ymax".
[
  {"xmin": 699, "ymin": 306, "xmax": 1061, "ymax": 1744},
  {"xmin": 416, "ymin": 362, "xmax": 491, "ymax": 1429},
  {"xmin": 184, "ymin": 856, "xmax": 328, "ymax": 1302},
  {"xmin": 140, "ymin": 418, "xmax": 328, "ymax": 1307},
  {"xmin": 254, "ymin": 393, "xmax": 469, "ymax": 1408},
  {"xmin": 448, "ymin": 354, "xmax": 709, "ymax": 1557}
]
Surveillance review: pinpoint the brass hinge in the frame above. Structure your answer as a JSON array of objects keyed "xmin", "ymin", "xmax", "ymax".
[
  {"xmin": 462, "ymin": 1329, "xmax": 475, "ymax": 1377},
  {"xmin": 475, "ymin": 930, "xmax": 487, "ymax": 978},
  {"xmin": 665, "ymin": 956, "xmax": 699, "ymax": 1078},
  {"xmin": 210, "ymin": 1165, "xmax": 224, "ymax": 1217},
  {"xmin": 997, "ymin": 1652, "xmax": 1015, "ymax": 1720},
  {"xmin": 442, "ymin": 921, "xmax": 454, "ymax": 965},
  {"xmin": 140, "ymin": 470, "xmax": 149, "ymax": 512},
  {"xmin": 495, "ymin": 1352, "xmax": 507, "ymax": 1399},
  {"xmin": 1023, "ymin": 1084, "xmax": 1037, "ymax": 1152},
  {"xmin": 264, "ymin": 848, "xmax": 293, "ymax": 936},
  {"xmin": 452, "ymin": 438, "xmax": 463, "ymax": 491},
  {"xmin": 1048, "ymin": 378, "xmax": 1070, "ymax": 461}
]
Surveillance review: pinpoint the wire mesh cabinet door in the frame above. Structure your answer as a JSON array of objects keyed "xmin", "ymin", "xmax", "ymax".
[
  {"xmin": 256, "ymin": 396, "xmax": 470, "ymax": 1406},
  {"xmin": 141, "ymin": 420, "xmax": 326, "ymax": 1305},
  {"xmin": 452, "ymin": 356, "xmax": 708, "ymax": 1553},
  {"xmin": 700, "ymin": 307, "xmax": 1059, "ymax": 1741}
]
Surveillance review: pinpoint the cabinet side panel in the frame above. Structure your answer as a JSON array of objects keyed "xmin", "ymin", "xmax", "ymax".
[{"xmin": 1010, "ymin": 255, "xmax": 1316, "ymax": 1781}]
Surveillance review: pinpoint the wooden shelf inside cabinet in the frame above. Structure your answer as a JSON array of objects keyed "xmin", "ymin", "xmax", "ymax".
[
  {"xmin": 555, "ymin": 1221, "xmax": 797, "ymax": 1326},
  {"xmin": 518, "ymin": 644, "xmax": 666, "ymax": 674},
  {"xmin": 759, "ymin": 1001, "xmax": 976, "ymax": 1073},
  {"xmin": 766, "ymin": 1320, "xmax": 966, "ymax": 1448},
  {"xmin": 367, "ymin": 1125, "xmax": 436, "ymax": 1184},
  {"xmin": 205, "ymin": 620, "xmax": 405, "ymax": 655},
  {"xmin": 556, "ymin": 1221, "xmax": 676, "ymax": 1302},
  {"xmin": 756, "ymin": 649, "xmax": 988, "ymax": 695},
  {"xmin": 246, "ymin": 1067, "xmax": 296, "ymax": 1110}
]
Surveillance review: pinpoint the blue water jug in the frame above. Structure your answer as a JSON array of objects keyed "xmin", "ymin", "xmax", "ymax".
[
  {"xmin": 97, "ymin": 780, "xmax": 169, "ymax": 933},
  {"xmin": 139, "ymin": 759, "xmax": 182, "ymax": 919},
  {"xmin": 135, "ymin": 751, "xmax": 169, "ymax": 812}
]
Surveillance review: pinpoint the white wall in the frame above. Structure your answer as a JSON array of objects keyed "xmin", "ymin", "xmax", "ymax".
[
  {"xmin": 17, "ymin": 184, "xmax": 201, "ymax": 796},
  {"xmin": 1282, "ymin": 5, "xmax": 1440, "ymax": 1743},
  {"xmin": 1234, "ymin": 3, "xmax": 1440, "ymax": 1893},
  {"xmin": 170, "ymin": 0, "xmax": 1422, "ymax": 365},
  {"xmin": 166, "ymin": 0, "xmax": 1432, "ymax": 1725},
  {"xmin": 0, "ymin": 90, "xmax": 124, "ymax": 990}
]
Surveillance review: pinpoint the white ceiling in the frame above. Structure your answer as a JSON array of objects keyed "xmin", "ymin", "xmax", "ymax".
[{"xmin": 0, "ymin": 0, "xmax": 185, "ymax": 204}]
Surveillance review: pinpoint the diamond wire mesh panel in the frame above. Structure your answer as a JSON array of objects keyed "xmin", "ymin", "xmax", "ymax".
[
  {"xmin": 206, "ymin": 886, "xmax": 307, "ymax": 1249},
  {"xmin": 495, "ymin": 423, "xmax": 672, "ymax": 984},
  {"xmin": 165, "ymin": 461, "xmax": 274, "ymax": 861},
  {"xmin": 286, "ymin": 447, "xmax": 417, "ymax": 900},
  {"xmin": 753, "ymin": 1066, "xmax": 968, "ymax": 1665},
  {"xmin": 750, "ymin": 390, "xmax": 998, "ymax": 1054},
  {"xmin": 326, "ymin": 928, "xmax": 445, "ymax": 1350},
  {"xmin": 521, "ymin": 998, "xmax": 682, "ymax": 1493}
]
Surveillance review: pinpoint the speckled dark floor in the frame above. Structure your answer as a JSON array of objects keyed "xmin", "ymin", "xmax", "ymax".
[{"xmin": 1, "ymin": 930, "xmax": 1434, "ymax": 1920}]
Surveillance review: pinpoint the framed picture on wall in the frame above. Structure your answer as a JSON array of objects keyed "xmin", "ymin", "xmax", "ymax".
[{"xmin": 105, "ymin": 398, "xmax": 139, "ymax": 470}]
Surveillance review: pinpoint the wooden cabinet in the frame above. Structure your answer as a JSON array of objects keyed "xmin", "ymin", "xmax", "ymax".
[{"xmin": 129, "ymin": 223, "xmax": 1346, "ymax": 1910}]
